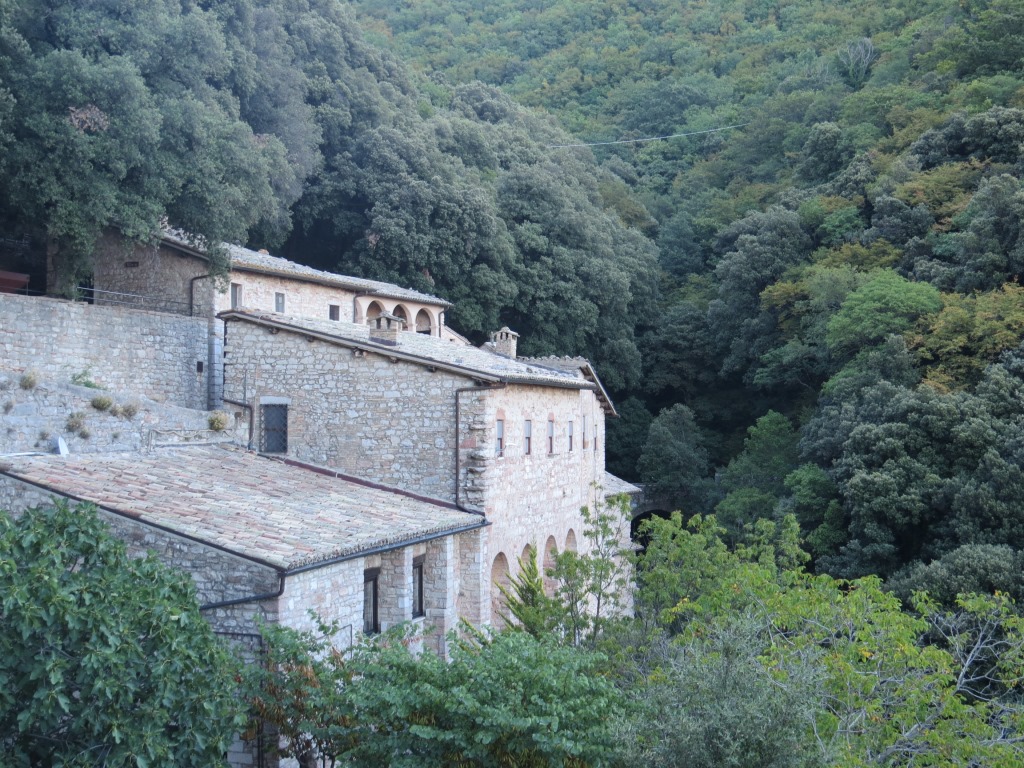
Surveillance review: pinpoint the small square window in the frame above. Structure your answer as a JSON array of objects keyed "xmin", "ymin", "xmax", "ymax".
[
  {"xmin": 275, "ymin": 292, "xmax": 285, "ymax": 313},
  {"xmin": 496, "ymin": 419, "xmax": 504, "ymax": 457},
  {"xmin": 363, "ymin": 568, "xmax": 380, "ymax": 635},
  {"xmin": 230, "ymin": 283, "xmax": 242, "ymax": 309},
  {"xmin": 524, "ymin": 420, "xmax": 532, "ymax": 455},
  {"xmin": 547, "ymin": 419, "xmax": 554, "ymax": 454},
  {"xmin": 329, "ymin": 304, "xmax": 340, "ymax": 321},
  {"xmin": 412, "ymin": 556, "xmax": 425, "ymax": 619}
]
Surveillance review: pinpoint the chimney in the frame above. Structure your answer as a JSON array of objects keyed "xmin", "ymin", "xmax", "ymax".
[
  {"xmin": 492, "ymin": 327, "xmax": 519, "ymax": 359},
  {"xmin": 368, "ymin": 312, "xmax": 404, "ymax": 346}
]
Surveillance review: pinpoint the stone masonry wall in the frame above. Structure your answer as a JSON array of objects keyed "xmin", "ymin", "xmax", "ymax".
[
  {"xmin": 0, "ymin": 474, "xmax": 280, "ymax": 635},
  {"xmin": 0, "ymin": 294, "xmax": 210, "ymax": 410},
  {"xmin": 223, "ymin": 319, "xmax": 468, "ymax": 501},
  {"xmin": 468, "ymin": 385, "xmax": 608, "ymax": 602},
  {"xmin": 92, "ymin": 234, "xmax": 207, "ymax": 313},
  {"xmin": 213, "ymin": 271, "xmax": 358, "ymax": 324}
]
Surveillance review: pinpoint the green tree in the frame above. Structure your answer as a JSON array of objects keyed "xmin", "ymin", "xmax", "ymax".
[
  {"xmin": 825, "ymin": 269, "xmax": 942, "ymax": 357},
  {"xmin": 637, "ymin": 403, "xmax": 713, "ymax": 514},
  {"xmin": 246, "ymin": 621, "xmax": 623, "ymax": 767},
  {"xmin": 0, "ymin": 502, "xmax": 242, "ymax": 767},
  {"xmin": 0, "ymin": 0, "xmax": 296, "ymax": 291}
]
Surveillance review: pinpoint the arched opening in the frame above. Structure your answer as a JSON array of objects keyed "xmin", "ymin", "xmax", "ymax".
[
  {"xmin": 520, "ymin": 543, "xmax": 533, "ymax": 567},
  {"xmin": 564, "ymin": 529, "xmax": 577, "ymax": 553},
  {"xmin": 415, "ymin": 308, "xmax": 432, "ymax": 335},
  {"xmin": 543, "ymin": 536, "xmax": 558, "ymax": 596},
  {"xmin": 631, "ymin": 509, "xmax": 673, "ymax": 550},
  {"xmin": 392, "ymin": 304, "xmax": 409, "ymax": 330},
  {"xmin": 365, "ymin": 301, "xmax": 384, "ymax": 323},
  {"xmin": 490, "ymin": 552, "xmax": 510, "ymax": 630}
]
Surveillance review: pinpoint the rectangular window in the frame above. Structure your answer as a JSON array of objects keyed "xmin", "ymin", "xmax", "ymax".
[
  {"xmin": 547, "ymin": 418, "xmax": 554, "ymax": 454},
  {"xmin": 230, "ymin": 283, "xmax": 242, "ymax": 309},
  {"xmin": 260, "ymin": 404, "xmax": 288, "ymax": 453},
  {"xmin": 568, "ymin": 420, "xmax": 574, "ymax": 452},
  {"xmin": 524, "ymin": 420, "xmax": 532, "ymax": 455},
  {"xmin": 495, "ymin": 419, "xmax": 504, "ymax": 457},
  {"xmin": 363, "ymin": 568, "xmax": 380, "ymax": 635},
  {"xmin": 582, "ymin": 416, "xmax": 588, "ymax": 449},
  {"xmin": 275, "ymin": 292, "xmax": 285, "ymax": 313},
  {"xmin": 329, "ymin": 304, "xmax": 340, "ymax": 321},
  {"xmin": 412, "ymin": 556, "xmax": 425, "ymax": 619}
]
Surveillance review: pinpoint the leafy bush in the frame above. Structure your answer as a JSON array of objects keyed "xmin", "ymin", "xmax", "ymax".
[{"xmin": 0, "ymin": 502, "xmax": 243, "ymax": 766}]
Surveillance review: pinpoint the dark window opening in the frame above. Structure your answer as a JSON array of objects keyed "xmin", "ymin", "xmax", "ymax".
[
  {"xmin": 496, "ymin": 419, "xmax": 504, "ymax": 457},
  {"xmin": 547, "ymin": 419, "xmax": 554, "ymax": 454},
  {"xmin": 260, "ymin": 404, "xmax": 288, "ymax": 453},
  {"xmin": 524, "ymin": 420, "xmax": 532, "ymax": 455},
  {"xmin": 568, "ymin": 421, "xmax": 574, "ymax": 451},
  {"xmin": 363, "ymin": 568, "xmax": 380, "ymax": 634},
  {"xmin": 329, "ymin": 304, "xmax": 340, "ymax": 321},
  {"xmin": 412, "ymin": 556, "xmax": 425, "ymax": 619}
]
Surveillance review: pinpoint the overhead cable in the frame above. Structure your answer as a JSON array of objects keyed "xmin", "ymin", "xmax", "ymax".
[{"xmin": 546, "ymin": 122, "xmax": 750, "ymax": 149}]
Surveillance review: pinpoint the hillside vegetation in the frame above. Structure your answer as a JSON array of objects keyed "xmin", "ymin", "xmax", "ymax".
[
  {"xmin": 351, "ymin": 0, "xmax": 1024, "ymax": 591},
  {"xmin": 3, "ymin": 0, "xmax": 1024, "ymax": 588}
]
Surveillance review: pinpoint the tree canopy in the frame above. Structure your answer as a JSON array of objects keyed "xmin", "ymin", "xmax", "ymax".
[{"xmin": 0, "ymin": 502, "xmax": 242, "ymax": 767}]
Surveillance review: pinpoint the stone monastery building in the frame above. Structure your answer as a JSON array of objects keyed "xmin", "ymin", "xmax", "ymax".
[{"xmin": 0, "ymin": 232, "xmax": 636, "ymax": 669}]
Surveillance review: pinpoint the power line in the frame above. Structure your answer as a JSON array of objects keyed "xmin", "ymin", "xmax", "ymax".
[{"xmin": 546, "ymin": 122, "xmax": 750, "ymax": 149}]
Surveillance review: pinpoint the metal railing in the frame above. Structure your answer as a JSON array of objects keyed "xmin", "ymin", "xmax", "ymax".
[{"xmin": 75, "ymin": 285, "xmax": 192, "ymax": 315}]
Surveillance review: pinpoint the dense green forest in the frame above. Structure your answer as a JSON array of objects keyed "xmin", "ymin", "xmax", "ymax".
[
  {"xmin": 348, "ymin": 0, "xmax": 1024, "ymax": 594},
  {"xmin": 3, "ymin": 0, "xmax": 1024, "ymax": 593}
]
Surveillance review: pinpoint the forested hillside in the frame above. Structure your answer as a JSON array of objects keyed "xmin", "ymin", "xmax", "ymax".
[
  {"xmin": 0, "ymin": 0, "xmax": 656, "ymax": 391},
  {"xmin": 350, "ymin": 0, "xmax": 1024, "ymax": 592},
  {"xmin": 4, "ymin": 0, "xmax": 1024, "ymax": 591}
]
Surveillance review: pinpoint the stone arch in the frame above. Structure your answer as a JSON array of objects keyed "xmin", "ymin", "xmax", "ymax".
[
  {"xmin": 490, "ymin": 552, "xmax": 511, "ymax": 630},
  {"xmin": 415, "ymin": 308, "xmax": 433, "ymax": 335},
  {"xmin": 392, "ymin": 304, "xmax": 409, "ymax": 330},
  {"xmin": 564, "ymin": 529, "xmax": 577, "ymax": 553},
  {"xmin": 365, "ymin": 301, "xmax": 384, "ymax": 323},
  {"xmin": 631, "ymin": 508, "xmax": 673, "ymax": 550},
  {"xmin": 520, "ymin": 543, "xmax": 534, "ymax": 567},
  {"xmin": 543, "ymin": 536, "xmax": 558, "ymax": 596}
]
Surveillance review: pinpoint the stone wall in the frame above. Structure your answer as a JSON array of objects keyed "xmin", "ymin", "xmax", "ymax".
[
  {"xmin": 468, "ymin": 385, "xmax": 608, "ymax": 596},
  {"xmin": 223, "ymin": 319, "xmax": 468, "ymax": 501},
  {"xmin": 91, "ymin": 233, "xmax": 208, "ymax": 313},
  {"xmin": 214, "ymin": 271, "xmax": 358, "ymax": 324},
  {"xmin": 0, "ymin": 294, "xmax": 210, "ymax": 410}
]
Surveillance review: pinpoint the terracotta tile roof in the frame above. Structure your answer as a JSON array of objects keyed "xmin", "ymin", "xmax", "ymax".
[
  {"xmin": 0, "ymin": 446, "xmax": 483, "ymax": 571},
  {"xmin": 161, "ymin": 230, "xmax": 449, "ymax": 307},
  {"xmin": 219, "ymin": 310, "xmax": 607, "ymax": 395}
]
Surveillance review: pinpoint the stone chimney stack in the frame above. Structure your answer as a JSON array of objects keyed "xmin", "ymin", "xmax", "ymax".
[
  {"xmin": 492, "ymin": 327, "xmax": 519, "ymax": 359},
  {"xmin": 368, "ymin": 312, "xmax": 404, "ymax": 346}
]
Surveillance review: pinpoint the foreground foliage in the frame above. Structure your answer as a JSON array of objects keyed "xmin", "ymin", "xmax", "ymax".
[
  {"xmin": 0, "ymin": 502, "xmax": 242, "ymax": 767},
  {"xmin": 244, "ymin": 621, "xmax": 621, "ymax": 767}
]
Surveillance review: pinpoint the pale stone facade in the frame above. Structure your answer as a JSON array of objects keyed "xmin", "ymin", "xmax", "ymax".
[{"xmin": 218, "ymin": 309, "xmax": 624, "ymax": 634}]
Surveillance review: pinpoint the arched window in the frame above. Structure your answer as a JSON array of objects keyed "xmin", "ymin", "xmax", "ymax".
[
  {"xmin": 490, "ymin": 553, "xmax": 510, "ymax": 630},
  {"xmin": 392, "ymin": 304, "xmax": 409, "ymax": 329},
  {"xmin": 543, "ymin": 536, "xmax": 558, "ymax": 596},
  {"xmin": 365, "ymin": 301, "xmax": 384, "ymax": 322},
  {"xmin": 415, "ymin": 308, "xmax": 433, "ymax": 334},
  {"xmin": 564, "ymin": 529, "xmax": 578, "ymax": 553}
]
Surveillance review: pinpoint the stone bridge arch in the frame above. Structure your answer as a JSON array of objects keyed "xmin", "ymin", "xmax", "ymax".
[{"xmin": 628, "ymin": 483, "xmax": 676, "ymax": 543}]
